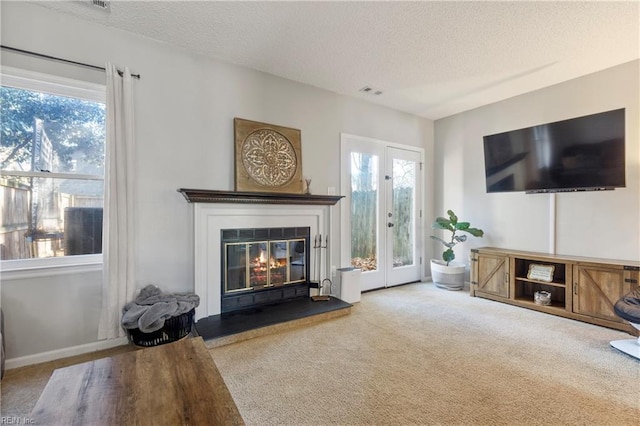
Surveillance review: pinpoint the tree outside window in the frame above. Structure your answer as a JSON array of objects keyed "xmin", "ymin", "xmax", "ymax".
[{"xmin": 1, "ymin": 77, "xmax": 106, "ymax": 261}]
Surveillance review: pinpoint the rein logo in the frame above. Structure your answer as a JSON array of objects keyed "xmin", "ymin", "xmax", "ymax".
[{"xmin": 0, "ymin": 418, "xmax": 35, "ymax": 425}]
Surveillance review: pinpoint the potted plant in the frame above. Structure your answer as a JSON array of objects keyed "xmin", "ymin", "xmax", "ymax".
[{"xmin": 430, "ymin": 210, "xmax": 484, "ymax": 290}]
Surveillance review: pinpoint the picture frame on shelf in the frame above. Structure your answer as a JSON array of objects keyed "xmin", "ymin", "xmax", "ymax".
[{"xmin": 527, "ymin": 264, "xmax": 555, "ymax": 282}]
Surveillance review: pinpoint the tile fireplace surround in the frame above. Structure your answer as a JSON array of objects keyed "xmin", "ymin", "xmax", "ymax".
[{"xmin": 178, "ymin": 189, "xmax": 343, "ymax": 321}]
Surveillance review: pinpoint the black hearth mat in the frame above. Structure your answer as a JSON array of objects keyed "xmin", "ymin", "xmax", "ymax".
[{"xmin": 195, "ymin": 297, "xmax": 352, "ymax": 341}]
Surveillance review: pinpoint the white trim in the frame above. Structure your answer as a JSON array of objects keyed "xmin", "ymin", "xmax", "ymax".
[
  {"xmin": 1, "ymin": 254, "xmax": 102, "ymax": 275},
  {"xmin": 5, "ymin": 337, "xmax": 128, "ymax": 370},
  {"xmin": 340, "ymin": 132, "xmax": 426, "ymax": 155},
  {"xmin": 193, "ymin": 203, "xmax": 330, "ymax": 320},
  {"xmin": 385, "ymin": 146, "xmax": 423, "ymax": 287},
  {"xmin": 1, "ymin": 65, "xmax": 106, "ymax": 102},
  {"xmin": 0, "ymin": 66, "xmax": 106, "ymax": 271},
  {"xmin": 1, "ymin": 260, "xmax": 102, "ymax": 280},
  {"xmin": 339, "ymin": 133, "xmax": 426, "ymax": 289},
  {"xmin": 0, "ymin": 170, "xmax": 103, "ymax": 180},
  {"xmin": 549, "ymin": 193, "xmax": 557, "ymax": 255}
]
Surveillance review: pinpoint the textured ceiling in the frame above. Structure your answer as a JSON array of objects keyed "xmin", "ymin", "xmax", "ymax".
[{"xmin": 33, "ymin": 1, "xmax": 639, "ymax": 119}]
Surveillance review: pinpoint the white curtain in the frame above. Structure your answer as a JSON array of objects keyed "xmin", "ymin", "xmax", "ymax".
[{"xmin": 98, "ymin": 63, "xmax": 136, "ymax": 340}]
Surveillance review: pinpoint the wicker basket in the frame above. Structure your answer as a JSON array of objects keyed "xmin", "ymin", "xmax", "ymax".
[{"xmin": 126, "ymin": 308, "xmax": 195, "ymax": 347}]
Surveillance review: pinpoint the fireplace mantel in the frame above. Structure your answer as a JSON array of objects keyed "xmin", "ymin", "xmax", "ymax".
[
  {"xmin": 184, "ymin": 189, "xmax": 338, "ymax": 320},
  {"xmin": 178, "ymin": 188, "xmax": 343, "ymax": 205}
]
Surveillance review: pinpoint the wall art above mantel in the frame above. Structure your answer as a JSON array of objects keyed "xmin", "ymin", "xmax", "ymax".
[{"xmin": 234, "ymin": 118, "xmax": 303, "ymax": 194}]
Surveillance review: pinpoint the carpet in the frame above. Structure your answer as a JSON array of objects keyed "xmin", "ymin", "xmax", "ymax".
[
  {"xmin": 209, "ymin": 282, "xmax": 639, "ymax": 425},
  {"xmin": 2, "ymin": 282, "xmax": 638, "ymax": 425}
]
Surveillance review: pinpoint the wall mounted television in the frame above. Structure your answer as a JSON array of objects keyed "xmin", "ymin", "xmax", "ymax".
[{"xmin": 483, "ymin": 108, "xmax": 625, "ymax": 193}]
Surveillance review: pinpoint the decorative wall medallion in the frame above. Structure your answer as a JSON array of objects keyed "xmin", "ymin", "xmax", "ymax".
[
  {"xmin": 242, "ymin": 129, "xmax": 296, "ymax": 186},
  {"xmin": 234, "ymin": 118, "xmax": 303, "ymax": 193}
]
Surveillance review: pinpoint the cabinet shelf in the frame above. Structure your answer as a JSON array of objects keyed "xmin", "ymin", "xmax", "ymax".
[
  {"xmin": 515, "ymin": 277, "xmax": 565, "ymax": 288},
  {"xmin": 514, "ymin": 256, "xmax": 567, "ymax": 309},
  {"xmin": 513, "ymin": 257, "xmax": 566, "ymax": 285},
  {"xmin": 514, "ymin": 297, "xmax": 565, "ymax": 311}
]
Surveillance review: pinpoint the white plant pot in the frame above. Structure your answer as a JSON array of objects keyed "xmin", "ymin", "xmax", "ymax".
[{"xmin": 431, "ymin": 259, "xmax": 465, "ymax": 291}]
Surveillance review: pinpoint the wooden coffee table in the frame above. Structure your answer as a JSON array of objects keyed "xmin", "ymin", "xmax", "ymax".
[{"xmin": 31, "ymin": 337, "xmax": 244, "ymax": 425}]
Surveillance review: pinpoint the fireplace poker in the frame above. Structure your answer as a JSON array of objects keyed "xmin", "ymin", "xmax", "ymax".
[
  {"xmin": 310, "ymin": 234, "xmax": 322, "ymax": 300},
  {"xmin": 321, "ymin": 235, "xmax": 334, "ymax": 296},
  {"xmin": 311, "ymin": 234, "xmax": 331, "ymax": 302},
  {"xmin": 310, "ymin": 234, "xmax": 321, "ymax": 288},
  {"xmin": 314, "ymin": 234, "xmax": 321, "ymax": 283}
]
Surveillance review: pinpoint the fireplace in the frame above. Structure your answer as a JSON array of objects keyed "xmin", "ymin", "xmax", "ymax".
[
  {"xmin": 221, "ymin": 227, "xmax": 311, "ymax": 313},
  {"xmin": 179, "ymin": 189, "xmax": 343, "ymax": 320}
]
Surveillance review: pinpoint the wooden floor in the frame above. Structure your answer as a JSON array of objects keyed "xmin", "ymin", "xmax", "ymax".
[{"xmin": 30, "ymin": 337, "xmax": 244, "ymax": 425}]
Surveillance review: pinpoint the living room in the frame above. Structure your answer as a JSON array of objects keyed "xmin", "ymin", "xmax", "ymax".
[{"xmin": 1, "ymin": 2, "xmax": 638, "ymax": 424}]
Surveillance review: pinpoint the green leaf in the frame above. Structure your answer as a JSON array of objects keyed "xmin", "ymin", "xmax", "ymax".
[
  {"xmin": 432, "ymin": 217, "xmax": 453, "ymax": 231},
  {"xmin": 465, "ymin": 228, "xmax": 484, "ymax": 237},
  {"xmin": 434, "ymin": 217, "xmax": 450, "ymax": 225},
  {"xmin": 455, "ymin": 222, "xmax": 470, "ymax": 230},
  {"xmin": 447, "ymin": 210, "xmax": 458, "ymax": 226},
  {"xmin": 443, "ymin": 248, "xmax": 455, "ymax": 264}
]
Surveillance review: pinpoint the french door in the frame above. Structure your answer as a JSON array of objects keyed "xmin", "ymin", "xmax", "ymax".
[{"xmin": 341, "ymin": 134, "xmax": 423, "ymax": 291}]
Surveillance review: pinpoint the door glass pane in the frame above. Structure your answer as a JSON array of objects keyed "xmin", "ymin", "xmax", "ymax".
[
  {"xmin": 392, "ymin": 158, "xmax": 415, "ymax": 268},
  {"xmin": 350, "ymin": 152, "xmax": 378, "ymax": 271},
  {"xmin": 269, "ymin": 241, "xmax": 287, "ymax": 286},
  {"xmin": 226, "ymin": 244, "xmax": 248, "ymax": 292},
  {"xmin": 249, "ymin": 242, "xmax": 268, "ymax": 287},
  {"xmin": 289, "ymin": 239, "xmax": 306, "ymax": 282}
]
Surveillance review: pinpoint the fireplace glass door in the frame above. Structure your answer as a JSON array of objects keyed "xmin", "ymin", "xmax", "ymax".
[{"xmin": 224, "ymin": 238, "xmax": 306, "ymax": 294}]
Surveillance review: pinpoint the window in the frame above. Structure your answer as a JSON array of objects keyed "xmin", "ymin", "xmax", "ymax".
[{"xmin": 1, "ymin": 68, "xmax": 106, "ymax": 266}]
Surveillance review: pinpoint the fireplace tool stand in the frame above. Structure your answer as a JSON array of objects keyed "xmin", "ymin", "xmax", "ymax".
[{"xmin": 311, "ymin": 234, "xmax": 331, "ymax": 302}]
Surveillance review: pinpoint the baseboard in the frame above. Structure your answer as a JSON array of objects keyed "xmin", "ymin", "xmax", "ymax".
[{"xmin": 6, "ymin": 336, "xmax": 128, "ymax": 370}]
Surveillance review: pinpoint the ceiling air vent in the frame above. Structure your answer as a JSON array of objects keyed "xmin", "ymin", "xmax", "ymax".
[
  {"xmin": 359, "ymin": 86, "xmax": 383, "ymax": 96},
  {"xmin": 90, "ymin": 0, "xmax": 111, "ymax": 10}
]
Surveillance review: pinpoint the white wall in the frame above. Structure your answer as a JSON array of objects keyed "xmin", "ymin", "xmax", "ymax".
[
  {"xmin": 434, "ymin": 60, "xmax": 639, "ymax": 263},
  {"xmin": 0, "ymin": 2, "xmax": 433, "ymax": 361}
]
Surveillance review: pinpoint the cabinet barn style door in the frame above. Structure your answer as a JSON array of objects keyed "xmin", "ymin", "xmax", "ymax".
[
  {"xmin": 573, "ymin": 265, "xmax": 638, "ymax": 324},
  {"xmin": 470, "ymin": 247, "xmax": 640, "ymax": 335},
  {"xmin": 471, "ymin": 251, "xmax": 509, "ymax": 298}
]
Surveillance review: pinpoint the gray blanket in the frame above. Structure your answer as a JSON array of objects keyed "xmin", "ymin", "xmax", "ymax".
[
  {"xmin": 614, "ymin": 287, "xmax": 640, "ymax": 324},
  {"xmin": 121, "ymin": 285, "xmax": 200, "ymax": 333}
]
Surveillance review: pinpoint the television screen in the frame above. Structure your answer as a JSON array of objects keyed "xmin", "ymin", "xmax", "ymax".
[{"xmin": 483, "ymin": 108, "xmax": 625, "ymax": 193}]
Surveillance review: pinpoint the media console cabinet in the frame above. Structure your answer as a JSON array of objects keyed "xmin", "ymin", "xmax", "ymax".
[{"xmin": 470, "ymin": 247, "xmax": 640, "ymax": 335}]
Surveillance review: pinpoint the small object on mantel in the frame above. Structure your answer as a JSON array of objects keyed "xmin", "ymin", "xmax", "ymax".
[{"xmin": 304, "ymin": 176, "xmax": 312, "ymax": 195}]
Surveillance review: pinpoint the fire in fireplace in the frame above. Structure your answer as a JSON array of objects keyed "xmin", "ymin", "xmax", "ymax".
[{"xmin": 221, "ymin": 227, "xmax": 311, "ymax": 313}]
